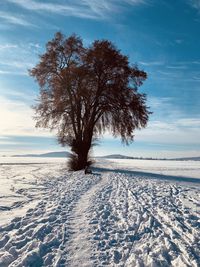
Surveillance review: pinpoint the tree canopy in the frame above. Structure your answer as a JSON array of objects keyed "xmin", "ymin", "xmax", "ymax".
[{"xmin": 30, "ymin": 32, "xmax": 151, "ymax": 170}]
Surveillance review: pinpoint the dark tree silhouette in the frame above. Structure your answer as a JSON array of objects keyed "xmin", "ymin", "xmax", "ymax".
[{"xmin": 30, "ymin": 32, "xmax": 151, "ymax": 170}]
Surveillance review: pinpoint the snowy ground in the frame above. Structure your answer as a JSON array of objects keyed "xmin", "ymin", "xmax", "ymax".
[
  {"xmin": 0, "ymin": 157, "xmax": 200, "ymax": 266},
  {"xmin": 96, "ymin": 158, "xmax": 200, "ymax": 179}
]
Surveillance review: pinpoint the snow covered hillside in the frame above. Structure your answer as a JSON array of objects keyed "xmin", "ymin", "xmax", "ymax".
[{"xmin": 0, "ymin": 158, "xmax": 200, "ymax": 266}]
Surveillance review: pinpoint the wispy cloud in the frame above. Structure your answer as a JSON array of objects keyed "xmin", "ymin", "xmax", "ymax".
[
  {"xmin": 0, "ymin": 92, "xmax": 61, "ymax": 155},
  {"xmin": 168, "ymin": 60, "xmax": 200, "ymax": 65},
  {"xmin": 147, "ymin": 97, "xmax": 184, "ymax": 120},
  {"xmin": 125, "ymin": 0, "xmax": 146, "ymax": 4},
  {"xmin": 7, "ymin": 0, "xmax": 95, "ymax": 18},
  {"xmin": 139, "ymin": 61, "xmax": 164, "ymax": 66},
  {"xmin": 147, "ymin": 97, "xmax": 172, "ymax": 109},
  {"xmin": 135, "ymin": 96, "xmax": 200, "ymax": 145},
  {"xmin": 192, "ymin": 60, "xmax": 200, "ymax": 64},
  {"xmin": 7, "ymin": 0, "xmax": 147, "ymax": 20},
  {"xmin": 189, "ymin": 0, "xmax": 200, "ymax": 11},
  {"xmin": 175, "ymin": 39, "xmax": 183, "ymax": 44},
  {"xmin": 0, "ymin": 95, "xmax": 51, "ymax": 137},
  {"xmin": 0, "ymin": 70, "xmax": 13, "ymax": 75},
  {"xmin": 0, "ymin": 11, "xmax": 32, "ymax": 26},
  {"xmin": 103, "ymin": 117, "xmax": 200, "ymax": 146},
  {"xmin": 135, "ymin": 118, "xmax": 200, "ymax": 145},
  {"xmin": 6, "ymin": 0, "xmax": 107, "ymax": 19},
  {"xmin": 0, "ymin": 42, "xmax": 41, "ymax": 76},
  {"xmin": 177, "ymin": 118, "xmax": 200, "ymax": 127},
  {"xmin": 140, "ymin": 60, "xmax": 200, "ymax": 68},
  {"xmin": 0, "ymin": 44, "xmax": 18, "ymax": 50},
  {"xmin": 1, "ymin": 61, "xmax": 34, "ymax": 69},
  {"xmin": 193, "ymin": 75, "xmax": 200, "ymax": 80},
  {"xmin": 102, "ymin": 95, "xmax": 200, "ymax": 148},
  {"xmin": 166, "ymin": 65, "xmax": 187, "ymax": 70},
  {"xmin": 0, "ymin": 69, "xmax": 27, "ymax": 76}
]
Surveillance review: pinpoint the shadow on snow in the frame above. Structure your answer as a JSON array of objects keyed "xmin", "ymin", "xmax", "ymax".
[{"xmin": 93, "ymin": 167, "xmax": 200, "ymax": 184}]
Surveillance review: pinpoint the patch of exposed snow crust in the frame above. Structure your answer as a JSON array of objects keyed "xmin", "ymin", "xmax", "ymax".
[{"xmin": 0, "ymin": 158, "xmax": 199, "ymax": 266}]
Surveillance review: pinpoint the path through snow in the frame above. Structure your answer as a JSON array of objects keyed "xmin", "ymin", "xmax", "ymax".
[
  {"xmin": 65, "ymin": 174, "xmax": 107, "ymax": 266},
  {"xmin": 0, "ymin": 163, "xmax": 199, "ymax": 267}
]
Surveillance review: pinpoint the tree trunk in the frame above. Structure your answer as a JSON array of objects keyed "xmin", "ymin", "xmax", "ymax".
[
  {"xmin": 70, "ymin": 138, "xmax": 91, "ymax": 170},
  {"xmin": 76, "ymin": 149, "xmax": 89, "ymax": 170},
  {"xmin": 76, "ymin": 126, "xmax": 94, "ymax": 170},
  {"xmin": 69, "ymin": 126, "xmax": 93, "ymax": 170}
]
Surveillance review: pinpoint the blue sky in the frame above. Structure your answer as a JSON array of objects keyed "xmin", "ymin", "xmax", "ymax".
[{"xmin": 0, "ymin": 0, "xmax": 200, "ymax": 158}]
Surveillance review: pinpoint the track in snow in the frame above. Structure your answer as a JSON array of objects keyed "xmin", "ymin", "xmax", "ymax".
[
  {"xmin": 0, "ymin": 163, "xmax": 199, "ymax": 267},
  {"xmin": 88, "ymin": 173, "xmax": 200, "ymax": 267},
  {"xmin": 0, "ymin": 167, "xmax": 100, "ymax": 267},
  {"xmin": 64, "ymin": 174, "xmax": 107, "ymax": 267}
]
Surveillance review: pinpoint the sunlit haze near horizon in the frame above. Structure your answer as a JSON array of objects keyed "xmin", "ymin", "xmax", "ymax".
[{"xmin": 0, "ymin": 0, "xmax": 200, "ymax": 158}]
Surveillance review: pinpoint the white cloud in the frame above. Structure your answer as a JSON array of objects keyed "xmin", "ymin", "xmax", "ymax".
[
  {"xmin": 0, "ymin": 95, "xmax": 51, "ymax": 137},
  {"xmin": 0, "ymin": 44, "xmax": 18, "ymax": 50},
  {"xmin": 189, "ymin": 0, "xmax": 200, "ymax": 11},
  {"xmin": 7, "ymin": 0, "xmax": 147, "ymax": 20},
  {"xmin": 0, "ymin": 70, "xmax": 13, "ymax": 75},
  {"xmin": 0, "ymin": 139, "xmax": 26, "ymax": 145},
  {"xmin": 134, "ymin": 118, "xmax": 200, "ymax": 145},
  {"xmin": 0, "ymin": 69, "xmax": 27, "ymax": 75},
  {"xmin": 102, "ymin": 95, "xmax": 200, "ymax": 147},
  {"xmin": 147, "ymin": 96, "xmax": 172, "ymax": 108},
  {"xmin": 139, "ymin": 60, "xmax": 200, "ymax": 69},
  {"xmin": 1, "ymin": 61, "xmax": 34, "ymax": 69},
  {"xmin": 166, "ymin": 65, "xmax": 187, "ymax": 70},
  {"xmin": 125, "ymin": 0, "xmax": 146, "ymax": 4},
  {"xmin": 0, "ymin": 11, "xmax": 32, "ymax": 26},
  {"xmin": 141, "ymin": 97, "xmax": 200, "ymax": 145},
  {"xmin": 193, "ymin": 76, "xmax": 200, "ymax": 80},
  {"xmin": 100, "ymin": 117, "xmax": 200, "ymax": 146},
  {"xmin": 28, "ymin": 43, "xmax": 41, "ymax": 49},
  {"xmin": 139, "ymin": 61, "xmax": 164, "ymax": 66},
  {"xmin": 192, "ymin": 60, "xmax": 200, "ymax": 64},
  {"xmin": 0, "ymin": 42, "xmax": 40, "ymax": 75},
  {"xmin": 7, "ymin": 0, "xmax": 103, "ymax": 19},
  {"xmin": 177, "ymin": 118, "xmax": 200, "ymax": 127},
  {"xmin": 175, "ymin": 39, "xmax": 183, "ymax": 44}
]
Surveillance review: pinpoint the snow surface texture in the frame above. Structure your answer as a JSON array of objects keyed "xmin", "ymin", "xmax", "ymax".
[
  {"xmin": 96, "ymin": 158, "xmax": 200, "ymax": 179},
  {"xmin": 0, "ymin": 158, "xmax": 200, "ymax": 266}
]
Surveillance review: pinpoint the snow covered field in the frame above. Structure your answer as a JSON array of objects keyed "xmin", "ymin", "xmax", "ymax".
[
  {"xmin": 96, "ymin": 158, "xmax": 200, "ymax": 179},
  {"xmin": 0, "ymin": 157, "xmax": 200, "ymax": 266}
]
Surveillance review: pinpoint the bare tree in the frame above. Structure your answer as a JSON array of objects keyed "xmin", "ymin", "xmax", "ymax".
[{"xmin": 30, "ymin": 32, "xmax": 151, "ymax": 170}]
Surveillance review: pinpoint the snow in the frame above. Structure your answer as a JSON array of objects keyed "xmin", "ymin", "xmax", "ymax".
[
  {"xmin": 96, "ymin": 158, "xmax": 200, "ymax": 179},
  {"xmin": 0, "ymin": 157, "xmax": 199, "ymax": 266}
]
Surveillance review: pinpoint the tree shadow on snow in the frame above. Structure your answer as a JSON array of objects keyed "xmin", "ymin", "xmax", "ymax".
[{"xmin": 93, "ymin": 167, "xmax": 200, "ymax": 185}]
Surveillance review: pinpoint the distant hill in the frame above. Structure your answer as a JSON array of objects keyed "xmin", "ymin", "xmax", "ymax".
[
  {"xmin": 171, "ymin": 157, "xmax": 200, "ymax": 161},
  {"xmin": 100, "ymin": 154, "xmax": 135, "ymax": 159},
  {"xmin": 11, "ymin": 152, "xmax": 200, "ymax": 161},
  {"xmin": 12, "ymin": 151, "xmax": 71, "ymax": 158},
  {"xmin": 99, "ymin": 154, "xmax": 161, "ymax": 160},
  {"xmin": 100, "ymin": 154, "xmax": 200, "ymax": 161}
]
